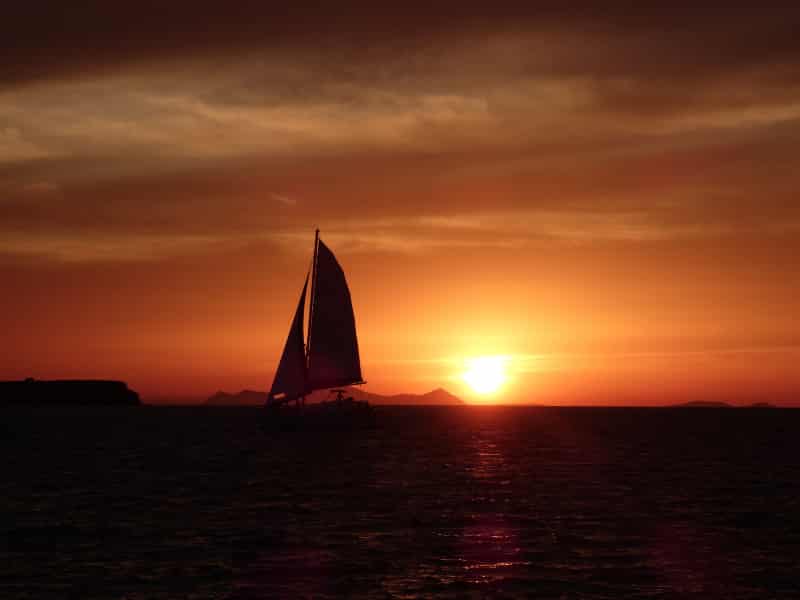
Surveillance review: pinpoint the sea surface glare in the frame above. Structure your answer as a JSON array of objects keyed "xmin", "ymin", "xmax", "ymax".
[{"xmin": 2, "ymin": 406, "xmax": 799, "ymax": 599}]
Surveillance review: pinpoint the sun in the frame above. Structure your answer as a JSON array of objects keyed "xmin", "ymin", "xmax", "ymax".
[{"xmin": 462, "ymin": 356, "xmax": 509, "ymax": 396}]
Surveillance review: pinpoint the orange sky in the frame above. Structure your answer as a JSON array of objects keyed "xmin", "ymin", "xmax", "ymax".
[{"xmin": 2, "ymin": 4, "xmax": 799, "ymax": 404}]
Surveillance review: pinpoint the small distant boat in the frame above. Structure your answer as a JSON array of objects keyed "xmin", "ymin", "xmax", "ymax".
[{"xmin": 260, "ymin": 230, "xmax": 374, "ymax": 432}]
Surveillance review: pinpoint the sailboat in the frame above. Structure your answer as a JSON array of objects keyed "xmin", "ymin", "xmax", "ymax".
[{"xmin": 260, "ymin": 230, "xmax": 374, "ymax": 432}]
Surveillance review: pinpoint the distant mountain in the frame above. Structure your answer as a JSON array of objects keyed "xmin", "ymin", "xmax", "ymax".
[
  {"xmin": 206, "ymin": 390, "xmax": 268, "ymax": 406},
  {"xmin": 670, "ymin": 400, "xmax": 779, "ymax": 408},
  {"xmin": 671, "ymin": 401, "xmax": 733, "ymax": 408},
  {"xmin": 348, "ymin": 387, "xmax": 464, "ymax": 406},
  {"xmin": 205, "ymin": 387, "xmax": 463, "ymax": 406}
]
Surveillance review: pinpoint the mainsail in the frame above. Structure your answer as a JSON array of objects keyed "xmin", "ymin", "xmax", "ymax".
[
  {"xmin": 268, "ymin": 232, "xmax": 363, "ymax": 405},
  {"xmin": 307, "ymin": 239, "xmax": 363, "ymax": 390},
  {"xmin": 268, "ymin": 274, "xmax": 308, "ymax": 402}
]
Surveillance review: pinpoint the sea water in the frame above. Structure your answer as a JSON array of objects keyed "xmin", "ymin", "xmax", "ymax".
[{"xmin": 2, "ymin": 406, "xmax": 799, "ymax": 598}]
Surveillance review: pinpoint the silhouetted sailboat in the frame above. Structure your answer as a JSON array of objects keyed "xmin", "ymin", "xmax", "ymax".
[{"xmin": 261, "ymin": 230, "xmax": 374, "ymax": 431}]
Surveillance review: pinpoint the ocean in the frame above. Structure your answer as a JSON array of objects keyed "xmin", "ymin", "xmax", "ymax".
[{"xmin": 2, "ymin": 406, "xmax": 798, "ymax": 599}]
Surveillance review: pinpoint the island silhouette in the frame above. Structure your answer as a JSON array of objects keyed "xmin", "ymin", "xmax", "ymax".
[
  {"xmin": 0, "ymin": 378, "xmax": 140, "ymax": 406},
  {"xmin": 206, "ymin": 387, "xmax": 464, "ymax": 406},
  {"xmin": 670, "ymin": 400, "xmax": 777, "ymax": 409}
]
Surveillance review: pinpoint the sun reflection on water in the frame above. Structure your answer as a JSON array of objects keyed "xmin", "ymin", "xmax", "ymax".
[{"xmin": 457, "ymin": 432, "xmax": 529, "ymax": 583}]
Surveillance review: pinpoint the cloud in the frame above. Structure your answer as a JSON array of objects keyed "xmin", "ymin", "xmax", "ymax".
[
  {"xmin": 20, "ymin": 181, "xmax": 61, "ymax": 196},
  {"xmin": 0, "ymin": 231, "xmax": 246, "ymax": 262},
  {"xmin": 0, "ymin": 206, "xmax": 763, "ymax": 263},
  {"xmin": 2, "ymin": 4, "xmax": 799, "ymax": 89},
  {"xmin": 0, "ymin": 75, "xmax": 496, "ymax": 181},
  {"xmin": 0, "ymin": 127, "xmax": 52, "ymax": 162},
  {"xmin": 1, "ymin": 4, "xmax": 799, "ymax": 263},
  {"xmin": 270, "ymin": 193, "xmax": 296, "ymax": 206},
  {"xmin": 257, "ymin": 208, "xmax": 800, "ymax": 258}
]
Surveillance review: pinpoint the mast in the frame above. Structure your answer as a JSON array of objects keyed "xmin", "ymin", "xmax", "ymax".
[{"xmin": 306, "ymin": 228, "xmax": 320, "ymax": 372}]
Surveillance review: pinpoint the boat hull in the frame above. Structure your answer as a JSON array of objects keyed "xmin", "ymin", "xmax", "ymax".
[{"xmin": 259, "ymin": 399, "xmax": 376, "ymax": 433}]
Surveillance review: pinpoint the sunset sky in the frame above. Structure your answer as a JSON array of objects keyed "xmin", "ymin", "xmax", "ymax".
[{"xmin": 2, "ymin": 3, "xmax": 799, "ymax": 404}]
